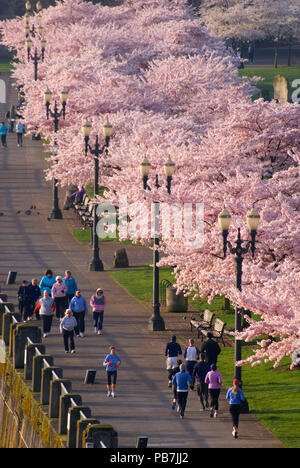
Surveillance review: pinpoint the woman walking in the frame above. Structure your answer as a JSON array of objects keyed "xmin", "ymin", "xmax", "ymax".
[
  {"xmin": 205, "ymin": 363, "xmax": 222, "ymax": 418},
  {"xmin": 70, "ymin": 290, "xmax": 88, "ymax": 337},
  {"xmin": 60, "ymin": 309, "xmax": 77, "ymax": 354},
  {"xmin": 103, "ymin": 346, "xmax": 121, "ymax": 398},
  {"xmin": 51, "ymin": 275, "xmax": 68, "ymax": 319},
  {"xmin": 33, "ymin": 290, "xmax": 56, "ymax": 337},
  {"xmin": 63, "ymin": 270, "xmax": 78, "ymax": 305},
  {"xmin": 90, "ymin": 288, "xmax": 107, "ymax": 335},
  {"xmin": 39, "ymin": 269, "xmax": 56, "ymax": 295},
  {"xmin": 226, "ymin": 379, "xmax": 245, "ymax": 439},
  {"xmin": 17, "ymin": 280, "xmax": 29, "ymax": 320},
  {"xmin": 26, "ymin": 278, "xmax": 41, "ymax": 321}
]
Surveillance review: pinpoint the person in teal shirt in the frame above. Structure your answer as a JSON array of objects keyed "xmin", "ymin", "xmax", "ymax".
[
  {"xmin": 39, "ymin": 269, "xmax": 56, "ymax": 295},
  {"xmin": 63, "ymin": 270, "xmax": 78, "ymax": 305},
  {"xmin": 0, "ymin": 122, "xmax": 8, "ymax": 147}
]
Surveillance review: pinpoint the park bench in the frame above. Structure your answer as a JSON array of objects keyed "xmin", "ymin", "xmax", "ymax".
[
  {"xmin": 81, "ymin": 203, "xmax": 95, "ymax": 228},
  {"xmin": 201, "ymin": 318, "xmax": 226, "ymax": 346},
  {"xmin": 74, "ymin": 194, "xmax": 90, "ymax": 218},
  {"xmin": 190, "ymin": 309, "xmax": 215, "ymax": 338}
]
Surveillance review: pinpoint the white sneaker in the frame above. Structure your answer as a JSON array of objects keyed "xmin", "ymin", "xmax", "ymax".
[
  {"xmin": 97, "ymin": 330, "xmax": 102, "ymax": 335},
  {"xmin": 71, "ymin": 350, "xmax": 76, "ymax": 354},
  {"xmin": 111, "ymin": 392, "xmax": 116, "ymax": 398},
  {"xmin": 80, "ymin": 332, "xmax": 84, "ymax": 337},
  {"xmin": 107, "ymin": 391, "xmax": 111, "ymax": 397},
  {"xmin": 214, "ymin": 411, "xmax": 218, "ymax": 418}
]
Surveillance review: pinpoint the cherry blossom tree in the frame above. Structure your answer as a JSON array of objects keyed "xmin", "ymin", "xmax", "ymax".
[
  {"xmin": 1, "ymin": 0, "xmax": 300, "ymax": 368},
  {"xmin": 199, "ymin": 0, "xmax": 300, "ymax": 66}
]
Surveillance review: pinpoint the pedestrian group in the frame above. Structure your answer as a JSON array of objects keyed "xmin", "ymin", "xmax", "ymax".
[
  {"xmin": 16, "ymin": 270, "xmax": 122, "ymax": 396},
  {"xmin": 165, "ymin": 333, "xmax": 245, "ymax": 438}
]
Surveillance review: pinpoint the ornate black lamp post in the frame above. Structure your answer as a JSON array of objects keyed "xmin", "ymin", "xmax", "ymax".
[
  {"xmin": 24, "ymin": 1, "xmax": 44, "ymax": 37},
  {"xmin": 81, "ymin": 119, "xmax": 113, "ymax": 271},
  {"xmin": 44, "ymin": 88, "xmax": 69, "ymax": 219},
  {"xmin": 139, "ymin": 156, "xmax": 175, "ymax": 331},
  {"xmin": 218, "ymin": 206, "xmax": 260, "ymax": 383},
  {"xmin": 25, "ymin": 35, "xmax": 46, "ymax": 81}
]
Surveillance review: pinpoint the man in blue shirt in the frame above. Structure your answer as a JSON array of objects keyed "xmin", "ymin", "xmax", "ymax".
[
  {"xmin": 69, "ymin": 290, "xmax": 88, "ymax": 337},
  {"xmin": 165, "ymin": 335, "xmax": 182, "ymax": 387},
  {"xmin": 172, "ymin": 363, "xmax": 193, "ymax": 419},
  {"xmin": 0, "ymin": 122, "xmax": 8, "ymax": 147}
]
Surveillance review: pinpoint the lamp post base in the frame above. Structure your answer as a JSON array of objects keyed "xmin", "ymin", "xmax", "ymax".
[
  {"xmin": 235, "ymin": 377, "xmax": 250, "ymax": 414},
  {"xmin": 50, "ymin": 208, "xmax": 63, "ymax": 219},
  {"xmin": 240, "ymin": 398, "xmax": 250, "ymax": 414},
  {"xmin": 148, "ymin": 314, "xmax": 165, "ymax": 331},
  {"xmin": 89, "ymin": 258, "xmax": 104, "ymax": 272}
]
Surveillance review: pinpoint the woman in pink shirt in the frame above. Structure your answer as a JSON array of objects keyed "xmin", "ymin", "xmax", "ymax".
[
  {"xmin": 90, "ymin": 288, "xmax": 107, "ymax": 335},
  {"xmin": 51, "ymin": 275, "xmax": 68, "ymax": 319},
  {"xmin": 205, "ymin": 363, "xmax": 222, "ymax": 418}
]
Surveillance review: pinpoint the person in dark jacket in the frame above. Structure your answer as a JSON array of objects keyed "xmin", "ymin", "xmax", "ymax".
[
  {"xmin": 170, "ymin": 358, "xmax": 182, "ymax": 410},
  {"xmin": 17, "ymin": 280, "xmax": 29, "ymax": 319},
  {"xmin": 26, "ymin": 278, "xmax": 41, "ymax": 320},
  {"xmin": 165, "ymin": 335, "xmax": 182, "ymax": 387},
  {"xmin": 200, "ymin": 332, "xmax": 221, "ymax": 366},
  {"xmin": 192, "ymin": 353, "xmax": 210, "ymax": 411}
]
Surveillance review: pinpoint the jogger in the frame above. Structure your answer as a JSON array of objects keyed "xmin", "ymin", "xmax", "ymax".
[
  {"xmin": 226, "ymin": 379, "xmax": 245, "ymax": 439},
  {"xmin": 205, "ymin": 363, "xmax": 222, "ymax": 418},
  {"xmin": 103, "ymin": 346, "xmax": 121, "ymax": 398}
]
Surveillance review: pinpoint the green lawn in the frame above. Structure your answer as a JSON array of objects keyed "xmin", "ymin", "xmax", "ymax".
[
  {"xmin": 0, "ymin": 59, "xmax": 14, "ymax": 72},
  {"xmin": 239, "ymin": 66, "xmax": 300, "ymax": 100},
  {"xmin": 108, "ymin": 264, "xmax": 300, "ymax": 448}
]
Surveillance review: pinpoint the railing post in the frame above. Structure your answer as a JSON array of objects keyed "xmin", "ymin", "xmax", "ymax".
[
  {"xmin": 32, "ymin": 354, "xmax": 53, "ymax": 392},
  {"xmin": 59, "ymin": 394, "xmax": 82, "ymax": 435},
  {"xmin": 67, "ymin": 406, "xmax": 91, "ymax": 448},
  {"xmin": 13, "ymin": 324, "xmax": 42, "ymax": 369},
  {"xmin": 24, "ymin": 343, "xmax": 45, "ymax": 380},
  {"xmin": 83, "ymin": 424, "xmax": 118, "ymax": 448},
  {"xmin": 0, "ymin": 303, "xmax": 14, "ymax": 335},
  {"xmin": 76, "ymin": 419, "xmax": 100, "ymax": 448},
  {"xmin": 49, "ymin": 379, "xmax": 72, "ymax": 419},
  {"xmin": 41, "ymin": 367, "xmax": 63, "ymax": 405},
  {"xmin": 3, "ymin": 312, "xmax": 21, "ymax": 346}
]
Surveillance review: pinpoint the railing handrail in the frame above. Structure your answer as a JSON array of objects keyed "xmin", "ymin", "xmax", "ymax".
[
  {"xmin": 0, "ymin": 297, "xmax": 13, "ymax": 315},
  {"xmin": 26, "ymin": 337, "xmax": 88, "ymax": 420}
]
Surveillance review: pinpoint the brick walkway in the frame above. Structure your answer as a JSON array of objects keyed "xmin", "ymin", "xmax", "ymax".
[{"xmin": 0, "ymin": 73, "xmax": 283, "ymax": 448}]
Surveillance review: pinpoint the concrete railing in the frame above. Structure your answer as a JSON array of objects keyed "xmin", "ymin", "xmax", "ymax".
[{"xmin": 0, "ymin": 296, "xmax": 118, "ymax": 448}]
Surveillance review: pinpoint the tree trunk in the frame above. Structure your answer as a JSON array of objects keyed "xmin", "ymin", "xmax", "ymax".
[
  {"xmin": 274, "ymin": 44, "xmax": 279, "ymax": 68},
  {"xmin": 288, "ymin": 42, "xmax": 292, "ymax": 67}
]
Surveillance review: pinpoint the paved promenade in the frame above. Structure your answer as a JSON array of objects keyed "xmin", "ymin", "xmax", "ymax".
[{"xmin": 0, "ymin": 74, "xmax": 284, "ymax": 448}]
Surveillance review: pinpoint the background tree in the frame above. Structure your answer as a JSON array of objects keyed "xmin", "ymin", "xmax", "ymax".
[{"xmin": 1, "ymin": 0, "xmax": 300, "ymax": 367}]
